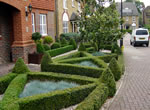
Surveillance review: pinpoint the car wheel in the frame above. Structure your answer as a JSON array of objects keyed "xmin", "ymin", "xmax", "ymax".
[
  {"xmin": 130, "ymin": 40, "xmax": 132, "ymax": 45},
  {"xmin": 146, "ymin": 43, "xmax": 149, "ymax": 47},
  {"xmin": 133, "ymin": 42, "xmax": 136, "ymax": 47}
]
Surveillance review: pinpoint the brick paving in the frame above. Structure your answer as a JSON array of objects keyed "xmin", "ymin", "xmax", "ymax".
[{"xmin": 108, "ymin": 34, "xmax": 150, "ymax": 110}]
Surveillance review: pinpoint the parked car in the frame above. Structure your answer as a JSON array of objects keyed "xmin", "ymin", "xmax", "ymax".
[{"xmin": 130, "ymin": 28, "xmax": 150, "ymax": 47}]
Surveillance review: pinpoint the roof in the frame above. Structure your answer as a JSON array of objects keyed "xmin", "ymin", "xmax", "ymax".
[
  {"xmin": 116, "ymin": 2, "xmax": 139, "ymax": 16},
  {"xmin": 70, "ymin": 12, "xmax": 81, "ymax": 21}
]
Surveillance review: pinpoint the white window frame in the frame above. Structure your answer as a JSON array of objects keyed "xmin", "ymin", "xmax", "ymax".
[
  {"xmin": 32, "ymin": 13, "xmax": 35, "ymax": 33},
  {"xmin": 63, "ymin": 0, "xmax": 68, "ymax": 9},
  {"xmin": 72, "ymin": 0, "xmax": 75, "ymax": 7},
  {"xmin": 126, "ymin": 16, "xmax": 129, "ymax": 21},
  {"xmin": 40, "ymin": 14, "xmax": 47, "ymax": 36},
  {"xmin": 132, "ymin": 16, "xmax": 136, "ymax": 23},
  {"xmin": 63, "ymin": 21, "xmax": 69, "ymax": 33}
]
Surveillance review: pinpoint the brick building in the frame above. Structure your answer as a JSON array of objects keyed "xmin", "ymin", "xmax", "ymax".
[
  {"xmin": 143, "ymin": 6, "xmax": 150, "ymax": 25},
  {"xmin": 0, "ymin": 0, "xmax": 55, "ymax": 64}
]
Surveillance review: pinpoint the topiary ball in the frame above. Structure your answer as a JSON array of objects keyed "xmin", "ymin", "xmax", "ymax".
[
  {"xmin": 109, "ymin": 58, "xmax": 122, "ymax": 81},
  {"xmin": 51, "ymin": 42, "xmax": 61, "ymax": 49},
  {"xmin": 69, "ymin": 38, "xmax": 77, "ymax": 49},
  {"xmin": 61, "ymin": 38, "xmax": 68, "ymax": 46},
  {"xmin": 12, "ymin": 58, "xmax": 30, "ymax": 74},
  {"xmin": 99, "ymin": 68, "xmax": 116, "ymax": 97},
  {"xmin": 43, "ymin": 36, "xmax": 53, "ymax": 44},
  {"xmin": 78, "ymin": 42, "xmax": 86, "ymax": 51},
  {"xmin": 36, "ymin": 43, "xmax": 45, "ymax": 54},
  {"xmin": 32, "ymin": 32, "xmax": 42, "ymax": 42},
  {"xmin": 41, "ymin": 52, "xmax": 53, "ymax": 71},
  {"xmin": 43, "ymin": 44, "xmax": 50, "ymax": 51}
]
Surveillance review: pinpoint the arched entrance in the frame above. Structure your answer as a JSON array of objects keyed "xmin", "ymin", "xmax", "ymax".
[{"xmin": 0, "ymin": 2, "xmax": 20, "ymax": 64}]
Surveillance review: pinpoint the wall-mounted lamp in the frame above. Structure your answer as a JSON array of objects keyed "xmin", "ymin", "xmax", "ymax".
[{"xmin": 25, "ymin": 4, "xmax": 32, "ymax": 17}]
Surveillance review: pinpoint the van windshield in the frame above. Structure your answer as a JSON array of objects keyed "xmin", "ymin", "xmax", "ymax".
[{"xmin": 136, "ymin": 30, "xmax": 148, "ymax": 35}]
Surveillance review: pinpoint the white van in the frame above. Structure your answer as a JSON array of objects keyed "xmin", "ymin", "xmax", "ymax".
[{"xmin": 130, "ymin": 28, "xmax": 149, "ymax": 47}]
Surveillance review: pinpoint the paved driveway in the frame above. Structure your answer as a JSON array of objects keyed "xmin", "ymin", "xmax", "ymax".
[{"xmin": 108, "ymin": 34, "xmax": 150, "ymax": 110}]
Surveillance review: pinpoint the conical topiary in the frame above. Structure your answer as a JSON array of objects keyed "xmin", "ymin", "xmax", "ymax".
[
  {"xmin": 109, "ymin": 58, "xmax": 122, "ymax": 81},
  {"xmin": 78, "ymin": 42, "xmax": 86, "ymax": 51},
  {"xmin": 41, "ymin": 52, "xmax": 53, "ymax": 71},
  {"xmin": 99, "ymin": 68, "xmax": 116, "ymax": 97},
  {"xmin": 12, "ymin": 58, "xmax": 30, "ymax": 74},
  {"xmin": 69, "ymin": 38, "xmax": 77, "ymax": 49}
]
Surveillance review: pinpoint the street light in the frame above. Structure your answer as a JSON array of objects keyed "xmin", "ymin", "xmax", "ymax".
[{"xmin": 120, "ymin": 0, "xmax": 123, "ymax": 47}]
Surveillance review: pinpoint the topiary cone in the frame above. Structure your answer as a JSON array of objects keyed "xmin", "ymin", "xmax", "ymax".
[
  {"xmin": 109, "ymin": 58, "xmax": 122, "ymax": 81},
  {"xmin": 41, "ymin": 52, "xmax": 53, "ymax": 72},
  {"xmin": 78, "ymin": 42, "xmax": 86, "ymax": 51},
  {"xmin": 99, "ymin": 68, "xmax": 116, "ymax": 97},
  {"xmin": 12, "ymin": 58, "xmax": 30, "ymax": 74}
]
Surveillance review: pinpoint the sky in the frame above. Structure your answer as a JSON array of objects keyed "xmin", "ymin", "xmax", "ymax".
[{"xmin": 115, "ymin": 0, "xmax": 150, "ymax": 7}]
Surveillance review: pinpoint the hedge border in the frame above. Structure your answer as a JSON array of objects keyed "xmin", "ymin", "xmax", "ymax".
[{"xmin": 97, "ymin": 54, "xmax": 118, "ymax": 63}]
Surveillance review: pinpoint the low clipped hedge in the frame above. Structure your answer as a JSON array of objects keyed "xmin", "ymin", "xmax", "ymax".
[
  {"xmin": 76, "ymin": 84, "xmax": 108, "ymax": 110},
  {"xmin": 100, "ymin": 45, "xmax": 112, "ymax": 50},
  {"xmin": 47, "ymin": 45, "xmax": 74, "ymax": 57},
  {"xmin": 86, "ymin": 47, "xmax": 95, "ymax": 53},
  {"xmin": 41, "ymin": 63, "xmax": 105, "ymax": 78},
  {"xmin": 98, "ymin": 54, "xmax": 118, "ymax": 63},
  {"xmin": 18, "ymin": 83, "xmax": 96, "ymax": 110},
  {"xmin": 0, "ymin": 73, "xmax": 17, "ymax": 94}
]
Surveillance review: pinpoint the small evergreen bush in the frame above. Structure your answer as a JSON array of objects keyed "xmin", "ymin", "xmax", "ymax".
[
  {"xmin": 43, "ymin": 36, "xmax": 53, "ymax": 44},
  {"xmin": 12, "ymin": 58, "xmax": 30, "ymax": 74},
  {"xmin": 99, "ymin": 68, "xmax": 116, "ymax": 97},
  {"xmin": 111, "ymin": 43, "xmax": 122, "ymax": 55},
  {"xmin": 93, "ymin": 43, "xmax": 98, "ymax": 51},
  {"xmin": 41, "ymin": 52, "xmax": 53, "ymax": 71},
  {"xmin": 78, "ymin": 43, "xmax": 86, "ymax": 51},
  {"xmin": 36, "ymin": 43, "xmax": 45, "ymax": 53},
  {"xmin": 51, "ymin": 42, "xmax": 61, "ymax": 49},
  {"xmin": 43, "ymin": 44, "xmax": 50, "ymax": 51},
  {"xmin": 32, "ymin": 32, "xmax": 42, "ymax": 42},
  {"xmin": 109, "ymin": 58, "xmax": 122, "ymax": 81},
  {"xmin": 61, "ymin": 38, "xmax": 68, "ymax": 47},
  {"xmin": 69, "ymin": 38, "xmax": 77, "ymax": 49}
]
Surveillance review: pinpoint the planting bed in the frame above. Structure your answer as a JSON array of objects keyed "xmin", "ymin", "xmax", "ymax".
[{"xmin": 75, "ymin": 61, "xmax": 99, "ymax": 68}]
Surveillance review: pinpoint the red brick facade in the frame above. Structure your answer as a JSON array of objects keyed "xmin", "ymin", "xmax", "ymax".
[{"xmin": 0, "ymin": 0, "xmax": 55, "ymax": 63}]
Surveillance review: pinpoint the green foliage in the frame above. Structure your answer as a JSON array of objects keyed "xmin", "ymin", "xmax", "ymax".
[
  {"xmin": 18, "ymin": 84, "xmax": 96, "ymax": 110},
  {"xmin": 43, "ymin": 36, "xmax": 53, "ymax": 44},
  {"xmin": 69, "ymin": 38, "xmax": 77, "ymax": 49},
  {"xmin": 36, "ymin": 43, "xmax": 45, "ymax": 54},
  {"xmin": 93, "ymin": 43, "xmax": 98, "ymax": 51},
  {"xmin": 56, "ymin": 38, "xmax": 61, "ymax": 43},
  {"xmin": 51, "ymin": 42, "xmax": 61, "ymax": 49},
  {"xmin": 98, "ymin": 54, "xmax": 118, "ymax": 63},
  {"xmin": 32, "ymin": 32, "xmax": 42, "ymax": 42},
  {"xmin": 109, "ymin": 58, "xmax": 122, "ymax": 81},
  {"xmin": 41, "ymin": 52, "xmax": 53, "ymax": 71},
  {"xmin": 78, "ymin": 43, "xmax": 86, "ymax": 51},
  {"xmin": 12, "ymin": 58, "xmax": 30, "ymax": 74},
  {"xmin": 99, "ymin": 68, "xmax": 116, "ymax": 97},
  {"xmin": 76, "ymin": 84, "xmax": 108, "ymax": 110},
  {"xmin": 0, "ymin": 73, "xmax": 17, "ymax": 94},
  {"xmin": 83, "ymin": 43, "xmax": 92, "ymax": 48},
  {"xmin": 43, "ymin": 44, "xmax": 50, "ymax": 51},
  {"xmin": 41, "ymin": 63, "xmax": 104, "ymax": 78},
  {"xmin": 100, "ymin": 45, "xmax": 112, "ymax": 50},
  {"xmin": 86, "ymin": 47, "xmax": 95, "ymax": 53},
  {"xmin": 75, "ymin": 61, "xmax": 99, "ymax": 68},
  {"xmin": 111, "ymin": 43, "xmax": 122, "ymax": 55},
  {"xmin": 61, "ymin": 38, "xmax": 68, "ymax": 47},
  {"xmin": 92, "ymin": 52, "xmax": 106, "ymax": 56},
  {"xmin": 47, "ymin": 45, "xmax": 74, "ymax": 57}
]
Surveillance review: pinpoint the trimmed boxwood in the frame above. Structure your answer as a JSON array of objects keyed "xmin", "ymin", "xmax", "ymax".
[
  {"xmin": 100, "ymin": 45, "xmax": 112, "ymax": 50},
  {"xmin": 97, "ymin": 54, "xmax": 118, "ymax": 63},
  {"xmin": 47, "ymin": 45, "xmax": 74, "ymax": 57},
  {"xmin": 18, "ymin": 83, "xmax": 96, "ymax": 110},
  {"xmin": 76, "ymin": 84, "xmax": 108, "ymax": 110},
  {"xmin": 41, "ymin": 63, "xmax": 105, "ymax": 78},
  {"xmin": 86, "ymin": 47, "xmax": 95, "ymax": 53},
  {"xmin": 0, "ymin": 73, "xmax": 17, "ymax": 94}
]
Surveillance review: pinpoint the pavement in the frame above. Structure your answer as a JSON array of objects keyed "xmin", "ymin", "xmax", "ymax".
[{"xmin": 108, "ymin": 34, "xmax": 150, "ymax": 110}]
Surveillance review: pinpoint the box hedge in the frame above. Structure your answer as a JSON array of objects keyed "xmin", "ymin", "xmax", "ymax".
[
  {"xmin": 97, "ymin": 54, "xmax": 118, "ymax": 63},
  {"xmin": 0, "ymin": 73, "xmax": 17, "ymax": 94},
  {"xmin": 86, "ymin": 47, "xmax": 95, "ymax": 53},
  {"xmin": 47, "ymin": 45, "xmax": 74, "ymax": 57},
  {"xmin": 76, "ymin": 84, "xmax": 108, "ymax": 110},
  {"xmin": 41, "ymin": 63, "xmax": 105, "ymax": 78}
]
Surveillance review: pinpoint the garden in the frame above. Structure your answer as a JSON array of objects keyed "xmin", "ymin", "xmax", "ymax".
[{"xmin": 0, "ymin": 0, "xmax": 125, "ymax": 110}]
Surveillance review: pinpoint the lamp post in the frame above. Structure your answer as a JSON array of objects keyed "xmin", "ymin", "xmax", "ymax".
[{"xmin": 120, "ymin": 0, "xmax": 123, "ymax": 47}]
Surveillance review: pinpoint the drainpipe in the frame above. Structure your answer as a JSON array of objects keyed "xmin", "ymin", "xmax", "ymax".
[{"xmin": 55, "ymin": 0, "xmax": 58, "ymax": 39}]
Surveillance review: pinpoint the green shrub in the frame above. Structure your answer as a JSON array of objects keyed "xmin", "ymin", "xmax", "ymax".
[
  {"xmin": 111, "ymin": 43, "xmax": 122, "ymax": 55},
  {"xmin": 18, "ymin": 84, "xmax": 96, "ymax": 110},
  {"xmin": 69, "ymin": 38, "xmax": 77, "ymax": 49},
  {"xmin": 41, "ymin": 52, "xmax": 53, "ymax": 71},
  {"xmin": 36, "ymin": 43, "xmax": 45, "ymax": 54},
  {"xmin": 86, "ymin": 47, "xmax": 95, "ymax": 53},
  {"xmin": 0, "ymin": 73, "xmax": 17, "ymax": 94},
  {"xmin": 12, "ymin": 58, "xmax": 30, "ymax": 74},
  {"xmin": 93, "ymin": 43, "xmax": 98, "ymax": 51},
  {"xmin": 51, "ymin": 42, "xmax": 61, "ymax": 49},
  {"xmin": 32, "ymin": 32, "xmax": 42, "ymax": 42},
  {"xmin": 56, "ymin": 38, "xmax": 61, "ymax": 43},
  {"xmin": 100, "ymin": 45, "xmax": 112, "ymax": 50},
  {"xmin": 76, "ymin": 84, "xmax": 108, "ymax": 110},
  {"xmin": 98, "ymin": 54, "xmax": 118, "ymax": 63},
  {"xmin": 99, "ymin": 68, "xmax": 116, "ymax": 97},
  {"xmin": 61, "ymin": 38, "xmax": 68, "ymax": 47},
  {"xmin": 41, "ymin": 63, "xmax": 104, "ymax": 78},
  {"xmin": 84, "ymin": 43, "xmax": 92, "ymax": 48},
  {"xmin": 43, "ymin": 44, "xmax": 50, "ymax": 51},
  {"xmin": 78, "ymin": 43, "xmax": 86, "ymax": 51},
  {"xmin": 92, "ymin": 52, "xmax": 106, "ymax": 56},
  {"xmin": 43, "ymin": 36, "xmax": 53, "ymax": 44},
  {"xmin": 109, "ymin": 58, "xmax": 122, "ymax": 81},
  {"xmin": 47, "ymin": 45, "xmax": 74, "ymax": 57}
]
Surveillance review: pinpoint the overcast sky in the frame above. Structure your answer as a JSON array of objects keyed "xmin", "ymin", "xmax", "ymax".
[{"xmin": 115, "ymin": 0, "xmax": 150, "ymax": 7}]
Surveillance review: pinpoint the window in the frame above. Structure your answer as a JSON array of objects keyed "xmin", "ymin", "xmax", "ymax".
[
  {"xmin": 126, "ymin": 16, "xmax": 129, "ymax": 21},
  {"xmin": 72, "ymin": 0, "xmax": 75, "ymax": 7},
  {"xmin": 136, "ymin": 30, "xmax": 148, "ymax": 35},
  {"xmin": 63, "ymin": 0, "xmax": 67, "ymax": 9},
  {"xmin": 78, "ymin": 2, "xmax": 81, "ymax": 12},
  {"xmin": 63, "ymin": 13, "xmax": 69, "ymax": 33},
  {"xmin": 40, "ymin": 14, "xmax": 47, "ymax": 36},
  {"xmin": 32, "ymin": 13, "xmax": 35, "ymax": 33},
  {"xmin": 132, "ymin": 16, "xmax": 136, "ymax": 22}
]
